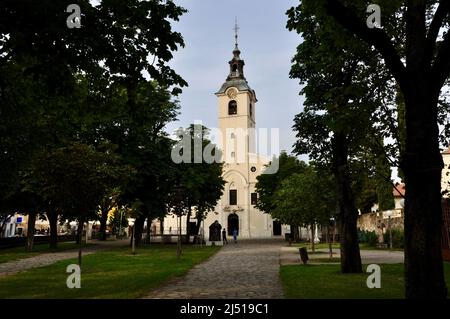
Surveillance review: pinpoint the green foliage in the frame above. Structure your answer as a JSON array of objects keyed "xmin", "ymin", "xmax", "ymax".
[
  {"xmin": 375, "ymin": 155, "xmax": 395, "ymax": 211},
  {"xmin": 0, "ymin": 0, "xmax": 187, "ymax": 92},
  {"xmin": 23, "ymin": 143, "xmax": 130, "ymax": 220},
  {"xmin": 0, "ymin": 0, "xmax": 189, "ymax": 245},
  {"xmin": 255, "ymin": 152, "xmax": 307, "ymax": 215},
  {"xmin": 358, "ymin": 229, "xmax": 378, "ymax": 247},
  {"xmin": 108, "ymin": 209, "xmax": 129, "ymax": 236},
  {"xmin": 383, "ymin": 228, "xmax": 405, "ymax": 249},
  {"xmin": 271, "ymin": 164, "xmax": 336, "ymax": 227},
  {"xmin": 168, "ymin": 124, "xmax": 225, "ymax": 225}
]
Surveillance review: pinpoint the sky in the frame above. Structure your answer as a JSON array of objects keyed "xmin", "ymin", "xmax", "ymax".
[{"xmin": 165, "ymin": 0, "xmax": 304, "ymax": 156}]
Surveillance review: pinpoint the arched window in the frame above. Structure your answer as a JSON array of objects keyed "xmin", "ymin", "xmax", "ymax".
[
  {"xmin": 229, "ymin": 189, "xmax": 237, "ymax": 205},
  {"xmin": 228, "ymin": 100, "xmax": 237, "ymax": 115},
  {"xmin": 249, "ymin": 103, "xmax": 253, "ymax": 117}
]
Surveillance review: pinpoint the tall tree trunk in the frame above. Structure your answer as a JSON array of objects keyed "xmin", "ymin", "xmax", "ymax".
[
  {"xmin": 159, "ymin": 218, "xmax": 164, "ymax": 235},
  {"xmin": 76, "ymin": 217, "xmax": 85, "ymax": 245},
  {"xmin": 328, "ymin": 225, "xmax": 333, "ymax": 259},
  {"xmin": 401, "ymin": 88, "xmax": 447, "ymax": 298},
  {"xmin": 98, "ymin": 206, "xmax": 109, "ymax": 241},
  {"xmin": 332, "ymin": 132, "xmax": 362, "ymax": 273},
  {"xmin": 133, "ymin": 215, "xmax": 145, "ymax": 247},
  {"xmin": 184, "ymin": 206, "xmax": 192, "ymax": 244},
  {"xmin": 146, "ymin": 216, "xmax": 152, "ymax": 244},
  {"xmin": 26, "ymin": 211, "xmax": 36, "ymax": 251},
  {"xmin": 192, "ymin": 215, "xmax": 202, "ymax": 244},
  {"xmin": 289, "ymin": 224, "xmax": 298, "ymax": 242},
  {"xmin": 310, "ymin": 224, "xmax": 315, "ymax": 253},
  {"xmin": 48, "ymin": 208, "xmax": 58, "ymax": 249}
]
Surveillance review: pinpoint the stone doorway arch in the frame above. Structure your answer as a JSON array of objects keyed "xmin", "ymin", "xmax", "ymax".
[{"xmin": 227, "ymin": 213, "xmax": 239, "ymax": 236}]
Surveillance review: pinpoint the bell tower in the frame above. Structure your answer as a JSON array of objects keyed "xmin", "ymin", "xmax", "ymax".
[{"xmin": 215, "ymin": 20, "xmax": 257, "ymax": 164}]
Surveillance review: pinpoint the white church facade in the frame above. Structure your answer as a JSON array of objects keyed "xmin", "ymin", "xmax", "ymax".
[{"xmin": 162, "ymin": 33, "xmax": 286, "ymax": 240}]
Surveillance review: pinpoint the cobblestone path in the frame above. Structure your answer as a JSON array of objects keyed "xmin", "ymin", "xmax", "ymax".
[{"xmin": 145, "ymin": 239, "xmax": 285, "ymax": 299}]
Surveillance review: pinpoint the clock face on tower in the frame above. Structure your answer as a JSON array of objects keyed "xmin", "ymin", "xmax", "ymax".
[{"xmin": 227, "ymin": 88, "xmax": 238, "ymax": 99}]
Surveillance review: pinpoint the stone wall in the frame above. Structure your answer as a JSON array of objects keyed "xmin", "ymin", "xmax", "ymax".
[{"xmin": 357, "ymin": 210, "xmax": 404, "ymax": 243}]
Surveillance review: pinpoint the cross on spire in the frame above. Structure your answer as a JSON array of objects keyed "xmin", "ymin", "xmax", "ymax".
[{"xmin": 233, "ymin": 17, "xmax": 240, "ymax": 49}]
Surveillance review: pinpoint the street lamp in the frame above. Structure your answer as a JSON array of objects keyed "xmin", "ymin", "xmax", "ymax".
[
  {"xmin": 329, "ymin": 217, "xmax": 336, "ymax": 259},
  {"xmin": 385, "ymin": 210, "xmax": 393, "ymax": 249},
  {"xmin": 118, "ymin": 206, "xmax": 124, "ymax": 238},
  {"xmin": 129, "ymin": 218, "xmax": 136, "ymax": 255}
]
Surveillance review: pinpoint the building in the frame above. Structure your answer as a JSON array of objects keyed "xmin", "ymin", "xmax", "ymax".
[
  {"xmin": 357, "ymin": 184, "xmax": 405, "ymax": 241},
  {"xmin": 442, "ymin": 147, "xmax": 450, "ymax": 196},
  {"xmin": 1, "ymin": 214, "xmax": 52, "ymax": 238},
  {"xmin": 441, "ymin": 147, "xmax": 450, "ymax": 260},
  {"xmin": 358, "ymin": 147, "xmax": 450, "ymax": 249},
  {"xmin": 162, "ymin": 29, "xmax": 285, "ymax": 240}
]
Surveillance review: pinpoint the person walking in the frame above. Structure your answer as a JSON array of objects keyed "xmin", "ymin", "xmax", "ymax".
[
  {"xmin": 222, "ymin": 228, "xmax": 228, "ymax": 244},
  {"xmin": 232, "ymin": 229, "xmax": 238, "ymax": 244}
]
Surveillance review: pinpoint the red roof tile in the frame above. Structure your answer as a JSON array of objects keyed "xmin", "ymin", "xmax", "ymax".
[{"xmin": 393, "ymin": 183, "xmax": 405, "ymax": 197}]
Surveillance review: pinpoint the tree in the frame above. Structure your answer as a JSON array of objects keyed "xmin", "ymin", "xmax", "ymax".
[
  {"xmin": 374, "ymin": 151, "xmax": 396, "ymax": 211},
  {"xmin": 287, "ymin": 1, "xmax": 394, "ymax": 272},
  {"xmin": 24, "ymin": 143, "xmax": 128, "ymax": 246},
  {"xmin": 256, "ymin": 152, "xmax": 308, "ymax": 241},
  {"xmin": 110, "ymin": 81, "xmax": 181, "ymax": 248},
  {"xmin": 171, "ymin": 124, "xmax": 225, "ymax": 244},
  {"xmin": 108, "ymin": 208, "xmax": 129, "ymax": 237},
  {"xmin": 0, "ymin": 61, "xmax": 50, "ymax": 244},
  {"xmin": 320, "ymin": 0, "xmax": 450, "ymax": 298},
  {"xmin": 97, "ymin": 188, "xmax": 120, "ymax": 241},
  {"xmin": 271, "ymin": 164, "xmax": 336, "ymax": 252},
  {"xmin": 0, "ymin": 1, "xmax": 188, "ymax": 250},
  {"xmin": 0, "ymin": 1, "xmax": 187, "ymax": 92}
]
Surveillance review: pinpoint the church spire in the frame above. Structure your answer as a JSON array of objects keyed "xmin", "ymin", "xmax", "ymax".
[
  {"xmin": 216, "ymin": 20, "xmax": 255, "ymax": 96},
  {"xmin": 228, "ymin": 18, "xmax": 245, "ymax": 80},
  {"xmin": 233, "ymin": 17, "xmax": 240, "ymax": 51}
]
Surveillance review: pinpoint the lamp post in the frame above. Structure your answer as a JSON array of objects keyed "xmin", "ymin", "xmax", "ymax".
[
  {"xmin": 118, "ymin": 206, "xmax": 123, "ymax": 238},
  {"xmin": 385, "ymin": 210, "xmax": 393, "ymax": 249},
  {"xmin": 129, "ymin": 218, "xmax": 136, "ymax": 255},
  {"xmin": 329, "ymin": 217, "xmax": 336, "ymax": 259}
]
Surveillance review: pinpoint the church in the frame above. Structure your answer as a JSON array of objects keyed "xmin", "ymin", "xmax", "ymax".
[{"xmin": 163, "ymin": 27, "xmax": 285, "ymax": 240}]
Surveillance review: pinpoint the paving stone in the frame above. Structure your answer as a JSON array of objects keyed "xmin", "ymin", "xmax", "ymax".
[{"xmin": 145, "ymin": 239, "xmax": 285, "ymax": 299}]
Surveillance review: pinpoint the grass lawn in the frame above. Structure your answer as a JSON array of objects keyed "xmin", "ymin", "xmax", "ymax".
[
  {"xmin": 0, "ymin": 242, "xmax": 93, "ymax": 264},
  {"xmin": 292, "ymin": 242, "xmax": 339, "ymax": 250},
  {"xmin": 309, "ymin": 257, "xmax": 341, "ymax": 263},
  {"xmin": 280, "ymin": 262, "xmax": 450, "ymax": 299},
  {"xmin": 0, "ymin": 245, "xmax": 220, "ymax": 299}
]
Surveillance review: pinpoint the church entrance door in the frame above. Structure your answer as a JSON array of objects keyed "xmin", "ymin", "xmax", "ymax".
[
  {"xmin": 228, "ymin": 214, "xmax": 239, "ymax": 236},
  {"xmin": 273, "ymin": 220, "xmax": 282, "ymax": 236}
]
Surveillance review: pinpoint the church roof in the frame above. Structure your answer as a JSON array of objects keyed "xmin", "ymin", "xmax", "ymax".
[{"xmin": 216, "ymin": 78, "xmax": 254, "ymax": 95}]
